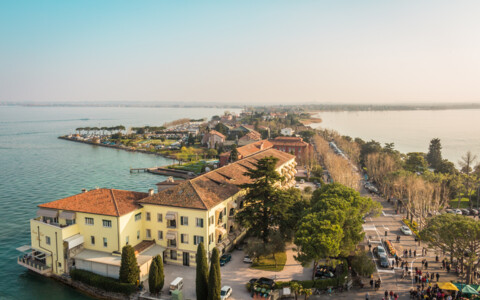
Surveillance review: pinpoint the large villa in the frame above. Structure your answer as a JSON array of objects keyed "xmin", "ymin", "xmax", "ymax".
[{"xmin": 17, "ymin": 148, "xmax": 297, "ymax": 281}]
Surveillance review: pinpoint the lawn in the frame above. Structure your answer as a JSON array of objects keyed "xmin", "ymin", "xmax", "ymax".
[
  {"xmin": 169, "ymin": 160, "xmax": 207, "ymax": 174},
  {"xmin": 449, "ymin": 197, "xmax": 471, "ymax": 209},
  {"xmin": 251, "ymin": 251, "xmax": 287, "ymax": 272}
]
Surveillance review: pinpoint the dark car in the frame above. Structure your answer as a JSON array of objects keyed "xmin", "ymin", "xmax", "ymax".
[
  {"xmin": 249, "ymin": 278, "xmax": 258, "ymax": 285},
  {"xmin": 315, "ymin": 265, "xmax": 335, "ymax": 278},
  {"xmin": 379, "ymin": 255, "xmax": 390, "ymax": 268},
  {"xmin": 462, "ymin": 209, "xmax": 471, "ymax": 216},
  {"xmin": 220, "ymin": 254, "xmax": 232, "ymax": 266},
  {"xmin": 256, "ymin": 277, "xmax": 275, "ymax": 289}
]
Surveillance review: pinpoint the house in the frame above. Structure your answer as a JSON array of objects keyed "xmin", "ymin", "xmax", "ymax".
[
  {"xmin": 280, "ymin": 128, "xmax": 294, "ymax": 136},
  {"xmin": 17, "ymin": 148, "xmax": 296, "ymax": 279},
  {"xmin": 238, "ymin": 130, "xmax": 262, "ymax": 146},
  {"xmin": 201, "ymin": 130, "xmax": 225, "ymax": 149},
  {"xmin": 271, "ymin": 136, "xmax": 313, "ymax": 161},
  {"xmin": 219, "ymin": 140, "xmax": 273, "ymax": 166}
]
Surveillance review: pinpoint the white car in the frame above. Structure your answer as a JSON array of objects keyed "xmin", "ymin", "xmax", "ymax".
[
  {"xmin": 400, "ymin": 225, "xmax": 413, "ymax": 235},
  {"xmin": 455, "ymin": 209, "xmax": 463, "ymax": 215},
  {"xmin": 243, "ymin": 255, "xmax": 253, "ymax": 263},
  {"xmin": 221, "ymin": 286, "xmax": 232, "ymax": 300}
]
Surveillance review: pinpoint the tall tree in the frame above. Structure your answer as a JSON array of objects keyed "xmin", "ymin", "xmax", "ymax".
[
  {"xmin": 148, "ymin": 255, "xmax": 164, "ymax": 295},
  {"xmin": 295, "ymin": 214, "xmax": 343, "ymax": 279},
  {"xmin": 426, "ymin": 138, "xmax": 443, "ymax": 170},
  {"xmin": 459, "ymin": 151, "xmax": 478, "ymax": 205},
  {"xmin": 404, "ymin": 152, "xmax": 428, "ymax": 173},
  {"xmin": 119, "ymin": 245, "xmax": 139, "ymax": 284},
  {"xmin": 207, "ymin": 248, "xmax": 221, "ymax": 300},
  {"xmin": 236, "ymin": 156, "xmax": 292, "ymax": 243},
  {"xmin": 229, "ymin": 145, "xmax": 239, "ymax": 162},
  {"xmin": 196, "ymin": 242, "xmax": 209, "ymax": 300}
]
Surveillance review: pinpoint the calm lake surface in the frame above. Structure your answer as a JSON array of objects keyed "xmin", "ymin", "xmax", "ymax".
[
  {"xmin": 312, "ymin": 109, "xmax": 480, "ymax": 164},
  {"xmin": 0, "ymin": 106, "xmax": 238, "ymax": 300}
]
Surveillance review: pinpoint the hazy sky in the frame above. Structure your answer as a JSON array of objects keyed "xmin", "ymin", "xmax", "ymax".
[{"xmin": 1, "ymin": 1, "xmax": 480, "ymax": 104}]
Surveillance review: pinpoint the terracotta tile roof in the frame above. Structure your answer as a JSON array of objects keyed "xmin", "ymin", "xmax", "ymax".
[
  {"xmin": 271, "ymin": 136, "xmax": 310, "ymax": 147},
  {"xmin": 139, "ymin": 148, "xmax": 295, "ymax": 210},
  {"xmin": 208, "ymin": 130, "xmax": 226, "ymax": 139},
  {"xmin": 38, "ymin": 189, "xmax": 148, "ymax": 216},
  {"xmin": 134, "ymin": 240, "xmax": 155, "ymax": 255},
  {"xmin": 219, "ymin": 140, "xmax": 274, "ymax": 159},
  {"xmin": 239, "ymin": 130, "xmax": 261, "ymax": 142}
]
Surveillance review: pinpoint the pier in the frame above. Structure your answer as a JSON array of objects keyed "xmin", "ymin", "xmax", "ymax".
[{"xmin": 130, "ymin": 167, "xmax": 196, "ymax": 179}]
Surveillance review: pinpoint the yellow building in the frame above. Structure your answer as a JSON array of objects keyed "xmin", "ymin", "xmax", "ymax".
[{"xmin": 17, "ymin": 148, "xmax": 296, "ymax": 279}]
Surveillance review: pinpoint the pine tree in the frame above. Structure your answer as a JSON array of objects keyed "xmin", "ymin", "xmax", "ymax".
[
  {"xmin": 119, "ymin": 245, "xmax": 139, "ymax": 284},
  {"xmin": 148, "ymin": 258, "xmax": 159, "ymax": 294},
  {"xmin": 207, "ymin": 248, "xmax": 221, "ymax": 300},
  {"xmin": 427, "ymin": 138, "xmax": 443, "ymax": 170},
  {"xmin": 196, "ymin": 242, "xmax": 209, "ymax": 300},
  {"xmin": 229, "ymin": 145, "xmax": 239, "ymax": 162}
]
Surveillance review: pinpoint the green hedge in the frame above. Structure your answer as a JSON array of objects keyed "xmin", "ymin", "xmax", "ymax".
[
  {"xmin": 274, "ymin": 259, "xmax": 348, "ymax": 290},
  {"xmin": 70, "ymin": 269, "xmax": 137, "ymax": 295}
]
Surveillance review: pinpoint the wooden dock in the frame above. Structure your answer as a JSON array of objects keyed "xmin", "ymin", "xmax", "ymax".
[{"xmin": 130, "ymin": 167, "xmax": 196, "ymax": 179}]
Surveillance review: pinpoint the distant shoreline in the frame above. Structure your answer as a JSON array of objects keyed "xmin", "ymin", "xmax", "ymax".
[{"xmin": 3, "ymin": 102, "xmax": 480, "ymax": 112}]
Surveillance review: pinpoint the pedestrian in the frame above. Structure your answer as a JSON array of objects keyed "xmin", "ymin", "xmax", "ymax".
[
  {"xmin": 385, "ymin": 290, "xmax": 388, "ymax": 299},
  {"xmin": 436, "ymin": 255, "xmax": 439, "ymax": 262},
  {"xmin": 409, "ymin": 249, "xmax": 412, "ymax": 257},
  {"xmin": 447, "ymin": 264, "xmax": 451, "ymax": 273},
  {"xmin": 436, "ymin": 272, "xmax": 440, "ymax": 282},
  {"xmin": 425, "ymin": 261, "xmax": 428, "ymax": 269},
  {"xmin": 368, "ymin": 243, "xmax": 372, "ymax": 252},
  {"xmin": 430, "ymin": 272, "xmax": 434, "ymax": 281},
  {"xmin": 390, "ymin": 290, "xmax": 394, "ymax": 298},
  {"xmin": 414, "ymin": 250, "xmax": 417, "ymax": 257},
  {"xmin": 366, "ymin": 292, "xmax": 369, "ymax": 300},
  {"xmin": 442, "ymin": 260, "xmax": 446, "ymax": 269},
  {"xmin": 396, "ymin": 259, "xmax": 399, "ymax": 268},
  {"xmin": 370, "ymin": 279, "xmax": 374, "ymax": 288}
]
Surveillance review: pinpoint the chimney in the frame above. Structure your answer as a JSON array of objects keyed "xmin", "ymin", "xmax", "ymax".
[
  {"xmin": 81, "ymin": 188, "xmax": 87, "ymax": 193},
  {"xmin": 148, "ymin": 189, "xmax": 154, "ymax": 196}
]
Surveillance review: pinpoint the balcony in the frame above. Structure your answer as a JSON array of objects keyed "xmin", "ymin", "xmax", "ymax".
[{"xmin": 17, "ymin": 254, "xmax": 52, "ymax": 276}]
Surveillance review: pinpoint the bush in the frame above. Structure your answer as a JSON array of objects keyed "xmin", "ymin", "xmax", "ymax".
[
  {"xmin": 350, "ymin": 251, "xmax": 376, "ymax": 277},
  {"xmin": 70, "ymin": 269, "xmax": 136, "ymax": 295},
  {"xmin": 304, "ymin": 187, "xmax": 313, "ymax": 193}
]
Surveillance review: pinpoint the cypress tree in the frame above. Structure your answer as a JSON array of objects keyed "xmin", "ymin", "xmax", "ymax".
[
  {"xmin": 229, "ymin": 145, "xmax": 239, "ymax": 162},
  {"xmin": 148, "ymin": 258, "xmax": 159, "ymax": 294},
  {"xmin": 119, "ymin": 245, "xmax": 139, "ymax": 284},
  {"xmin": 207, "ymin": 248, "xmax": 221, "ymax": 300},
  {"xmin": 155, "ymin": 255, "xmax": 165, "ymax": 292},
  {"xmin": 196, "ymin": 242, "xmax": 209, "ymax": 300}
]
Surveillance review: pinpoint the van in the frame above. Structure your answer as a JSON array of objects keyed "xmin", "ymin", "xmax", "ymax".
[{"xmin": 169, "ymin": 277, "xmax": 184, "ymax": 294}]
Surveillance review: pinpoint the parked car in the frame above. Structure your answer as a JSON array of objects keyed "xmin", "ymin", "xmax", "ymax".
[
  {"xmin": 243, "ymin": 255, "xmax": 253, "ymax": 263},
  {"xmin": 235, "ymin": 243, "xmax": 244, "ymax": 251},
  {"xmin": 446, "ymin": 209, "xmax": 454, "ymax": 214},
  {"xmin": 455, "ymin": 209, "xmax": 463, "ymax": 215},
  {"xmin": 462, "ymin": 209, "xmax": 470, "ymax": 216},
  {"xmin": 220, "ymin": 254, "xmax": 232, "ymax": 266},
  {"xmin": 256, "ymin": 277, "xmax": 275, "ymax": 289},
  {"xmin": 248, "ymin": 278, "xmax": 258, "ymax": 285},
  {"xmin": 315, "ymin": 265, "xmax": 335, "ymax": 278},
  {"xmin": 379, "ymin": 255, "xmax": 390, "ymax": 268},
  {"xmin": 470, "ymin": 209, "xmax": 479, "ymax": 216},
  {"xmin": 373, "ymin": 245, "xmax": 387, "ymax": 258},
  {"xmin": 400, "ymin": 225, "xmax": 413, "ymax": 235},
  {"xmin": 220, "ymin": 286, "xmax": 232, "ymax": 300}
]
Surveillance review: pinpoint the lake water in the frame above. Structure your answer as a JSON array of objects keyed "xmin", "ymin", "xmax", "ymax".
[
  {"xmin": 0, "ymin": 106, "xmax": 237, "ymax": 300},
  {"xmin": 312, "ymin": 109, "xmax": 480, "ymax": 165}
]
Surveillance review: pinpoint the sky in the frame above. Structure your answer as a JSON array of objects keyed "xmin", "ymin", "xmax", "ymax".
[{"xmin": 1, "ymin": 1, "xmax": 480, "ymax": 105}]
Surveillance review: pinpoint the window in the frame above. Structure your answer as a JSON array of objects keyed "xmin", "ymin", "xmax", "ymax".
[
  {"xmin": 66, "ymin": 219, "xmax": 76, "ymax": 226},
  {"xmin": 158, "ymin": 230, "xmax": 163, "ymax": 240},
  {"xmin": 209, "ymin": 233, "xmax": 214, "ymax": 244},
  {"xmin": 180, "ymin": 216, "xmax": 188, "ymax": 226},
  {"xmin": 209, "ymin": 216, "xmax": 214, "ymax": 226},
  {"xmin": 167, "ymin": 219, "xmax": 176, "ymax": 228},
  {"xmin": 194, "ymin": 235, "xmax": 204, "ymax": 245},
  {"xmin": 240, "ymin": 201, "xmax": 244, "ymax": 209},
  {"xmin": 146, "ymin": 212, "xmax": 151, "ymax": 221},
  {"xmin": 181, "ymin": 234, "xmax": 188, "ymax": 244},
  {"xmin": 126, "ymin": 236, "xmax": 129, "ymax": 245},
  {"xmin": 196, "ymin": 218, "xmax": 204, "ymax": 228},
  {"xmin": 146, "ymin": 229, "xmax": 151, "ymax": 239},
  {"xmin": 85, "ymin": 217, "xmax": 94, "ymax": 225},
  {"xmin": 157, "ymin": 213, "xmax": 163, "ymax": 222},
  {"xmin": 102, "ymin": 220, "xmax": 112, "ymax": 228},
  {"xmin": 170, "ymin": 250, "xmax": 177, "ymax": 260},
  {"xmin": 91, "ymin": 236, "xmax": 95, "ymax": 245},
  {"xmin": 217, "ymin": 212, "xmax": 223, "ymax": 224},
  {"xmin": 46, "ymin": 236, "xmax": 51, "ymax": 245},
  {"xmin": 103, "ymin": 237, "xmax": 108, "ymax": 248},
  {"xmin": 135, "ymin": 213, "xmax": 141, "ymax": 221},
  {"xmin": 223, "ymin": 207, "xmax": 227, "ymax": 215},
  {"xmin": 229, "ymin": 208, "xmax": 234, "ymax": 216}
]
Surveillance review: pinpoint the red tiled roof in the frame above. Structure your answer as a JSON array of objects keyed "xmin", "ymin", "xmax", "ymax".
[
  {"xmin": 38, "ymin": 189, "xmax": 148, "ymax": 216},
  {"xmin": 271, "ymin": 136, "xmax": 309, "ymax": 147},
  {"xmin": 208, "ymin": 130, "xmax": 226, "ymax": 139},
  {"xmin": 219, "ymin": 140, "xmax": 273, "ymax": 159},
  {"xmin": 139, "ymin": 148, "xmax": 295, "ymax": 210}
]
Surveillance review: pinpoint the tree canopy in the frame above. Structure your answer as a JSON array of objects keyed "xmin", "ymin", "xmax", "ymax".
[
  {"xmin": 427, "ymin": 138, "xmax": 443, "ymax": 170},
  {"xmin": 207, "ymin": 248, "xmax": 221, "ymax": 300},
  {"xmin": 196, "ymin": 242, "xmax": 209, "ymax": 300},
  {"xmin": 119, "ymin": 245, "xmax": 139, "ymax": 284}
]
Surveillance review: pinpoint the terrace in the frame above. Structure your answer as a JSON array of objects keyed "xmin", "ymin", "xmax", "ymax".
[{"xmin": 16, "ymin": 245, "xmax": 52, "ymax": 276}]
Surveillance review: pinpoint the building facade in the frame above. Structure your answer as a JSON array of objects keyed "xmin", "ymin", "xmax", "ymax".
[{"xmin": 18, "ymin": 148, "xmax": 296, "ymax": 280}]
